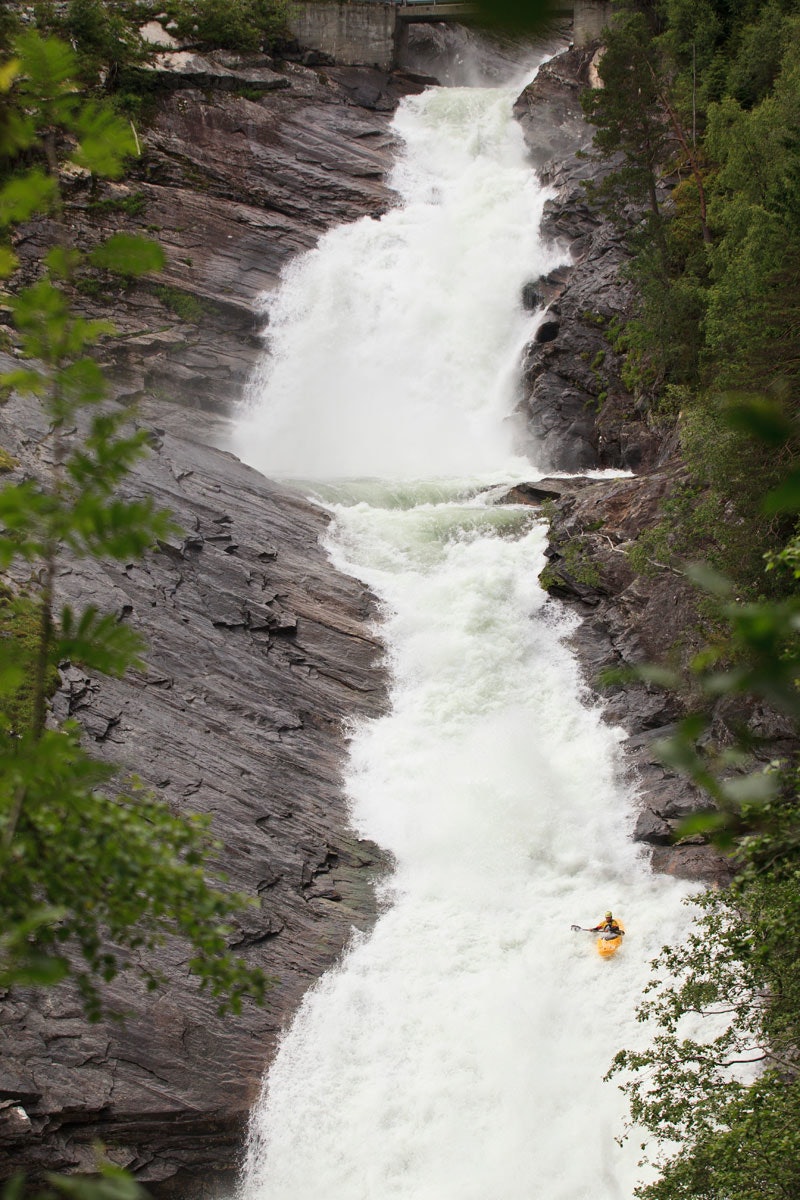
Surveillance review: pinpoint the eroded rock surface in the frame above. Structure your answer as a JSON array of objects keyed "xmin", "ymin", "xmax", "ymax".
[
  {"xmin": 514, "ymin": 48, "xmax": 662, "ymax": 472},
  {"xmin": 0, "ymin": 55, "xmax": 435, "ymax": 1189},
  {"xmin": 0, "ymin": 385, "xmax": 387, "ymax": 1194},
  {"xmin": 10, "ymin": 52, "xmax": 428, "ymax": 420}
]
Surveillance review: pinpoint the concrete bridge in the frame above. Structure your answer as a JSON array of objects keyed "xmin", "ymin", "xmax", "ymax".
[
  {"xmin": 394, "ymin": 2, "xmax": 477, "ymax": 24},
  {"xmin": 393, "ymin": 1, "xmax": 480, "ymax": 62},
  {"xmin": 288, "ymin": 1, "xmax": 612, "ymax": 71}
]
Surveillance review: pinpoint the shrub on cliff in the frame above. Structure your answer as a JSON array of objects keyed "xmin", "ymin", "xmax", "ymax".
[
  {"xmin": 580, "ymin": 0, "xmax": 800, "ymax": 600},
  {"xmin": 168, "ymin": 0, "xmax": 292, "ymax": 53}
]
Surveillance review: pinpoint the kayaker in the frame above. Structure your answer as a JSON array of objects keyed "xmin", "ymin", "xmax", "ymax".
[{"xmin": 591, "ymin": 911, "xmax": 624, "ymax": 936}]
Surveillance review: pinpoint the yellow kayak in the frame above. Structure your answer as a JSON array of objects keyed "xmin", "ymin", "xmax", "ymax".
[{"xmin": 597, "ymin": 921, "xmax": 625, "ymax": 958}]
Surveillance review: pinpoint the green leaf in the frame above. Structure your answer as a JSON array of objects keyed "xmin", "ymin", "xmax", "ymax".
[
  {"xmin": 46, "ymin": 1163, "xmax": 150, "ymax": 1200},
  {"xmin": 14, "ymin": 31, "xmax": 79, "ymax": 119},
  {"xmin": 0, "ymin": 169, "xmax": 58, "ymax": 227},
  {"xmin": 634, "ymin": 663, "xmax": 682, "ymax": 689},
  {"xmin": 0, "ymin": 663, "xmax": 25, "ymax": 697},
  {"xmin": 720, "ymin": 772, "xmax": 779, "ymax": 805},
  {"xmin": 4, "ymin": 952, "xmax": 70, "ymax": 987},
  {"xmin": 0, "ymin": 58, "xmax": 21, "ymax": 95},
  {"xmin": 763, "ymin": 468, "xmax": 800, "ymax": 514},
  {"xmin": 57, "ymin": 357, "xmax": 107, "ymax": 406},
  {"xmin": 701, "ymin": 667, "xmax": 750, "ymax": 696},
  {"xmin": 0, "ymin": 907, "xmax": 69, "ymax": 986},
  {"xmin": 0, "ymin": 368, "xmax": 46, "ymax": 396},
  {"xmin": 0, "ymin": 1174, "xmax": 27, "ymax": 1200},
  {"xmin": 45, "ymin": 245, "xmax": 83, "ymax": 280},
  {"xmin": 0, "ymin": 108, "xmax": 35, "ymax": 159},
  {"xmin": 57, "ymin": 604, "xmax": 145, "ymax": 677},
  {"xmin": 685, "ymin": 561, "xmax": 736, "ymax": 598},
  {"xmin": 723, "ymin": 395, "xmax": 794, "ymax": 447},
  {"xmin": 0, "ymin": 245, "xmax": 18, "ymax": 278},
  {"xmin": 675, "ymin": 811, "xmax": 729, "ymax": 839},
  {"xmin": 90, "ymin": 233, "xmax": 165, "ymax": 278},
  {"xmin": 71, "ymin": 103, "xmax": 138, "ymax": 179}
]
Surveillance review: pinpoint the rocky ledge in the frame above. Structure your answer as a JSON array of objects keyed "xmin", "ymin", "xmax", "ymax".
[
  {"xmin": 12, "ymin": 49, "xmax": 431, "ymax": 420},
  {"xmin": 496, "ymin": 473, "xmax": 736, "ymax": 885}
]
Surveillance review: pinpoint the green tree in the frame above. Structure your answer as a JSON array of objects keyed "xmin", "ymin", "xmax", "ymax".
[
  {"xmin": 62, "ymin": 0, "xmax": 150, "ymax": 89},
  {"xmin": 703, "ymin": 27, "xmax": 800, "ymax": 392},
  {"xmin": 608, "ymin": 887, "xmax": 800, "ymax": 1200},
  {"xmin": 169, "ymin": 0, "xmax": 292, "ymax": 53},
  {"xmin": 0, "ymin": 32, "xmax": 266, "ymax": 1018},
  {"xmin": 581, "ymin": 10, "xmax": 674, "ymax": 241},
  {"xmin": 606, "ymin": 395, "xmax": 800, "ymax": 1197}
]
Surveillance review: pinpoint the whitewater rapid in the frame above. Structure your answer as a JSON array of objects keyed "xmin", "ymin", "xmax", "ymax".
[{"xmin": 232, "ymin": 62, "xmax": 695, "ymax": 1200}]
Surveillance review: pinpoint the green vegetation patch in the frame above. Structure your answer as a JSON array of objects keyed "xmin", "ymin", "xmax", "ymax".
[
  {"xmin": 155, "ymin": 284, "xmax": 206, "ymax": 323},
  {"xmin": 0, "ymin": 586, "xmax": 60, "ymax": 735},
  {"xmin": 88, "ymin": 190, "xmax": 148, "ymax": 218},
  {"xmin": 539, "ymin": 536, "xmax": 602, "ymax": 592}
]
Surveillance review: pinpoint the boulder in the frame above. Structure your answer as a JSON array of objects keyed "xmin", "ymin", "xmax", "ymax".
[{"xmin": 632, "ymin": 808, "xmax": 673, "ymax": 845}]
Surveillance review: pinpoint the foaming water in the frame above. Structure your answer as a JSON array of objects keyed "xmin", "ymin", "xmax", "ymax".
[
  {"xmin": 231, "ymin": 77, "xmax": 565, "ymax": 481},
  {"xmin": 240, "ymin": 500, "xmax": 694, "ymax": 1200},
  {"xmin": 235, "ymin": 72, "xmax": 695, "ymax": 1200}
]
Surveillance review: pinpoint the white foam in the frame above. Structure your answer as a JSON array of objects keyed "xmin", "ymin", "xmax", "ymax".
[
  {"xmin": 231, "ymin": 80, "xmax": 564, "ymax": 482},
  {"xmin": 235, "ymin": 76, "xmax": 696, "ymax": 1200}
]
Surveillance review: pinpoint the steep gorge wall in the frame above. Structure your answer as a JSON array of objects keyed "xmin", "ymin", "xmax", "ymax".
[
  {"xmin": 0, "ymin": 51, "xmax": 427, "ymax": 1197},
  {"xmin": 513, "ymin": 49, "xmax": 734, "ymax": 885},
  {"xmin": 0, "ymin": 32, "xmax": 732, "ymax": 1196}
]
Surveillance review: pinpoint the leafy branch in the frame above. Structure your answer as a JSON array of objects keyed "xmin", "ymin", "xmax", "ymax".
[{"xmin": 0, "ymin": 31, "xmax": 266, "ymax": 1017}]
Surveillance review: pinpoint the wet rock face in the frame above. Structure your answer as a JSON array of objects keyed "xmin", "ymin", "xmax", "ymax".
[
  {"xmin": 13, "ymin": 54, "xmax": 427, "ymax": 421},
  {"xmin": 513, "ymin": 48, "xmax": 659, "ymax": 473},
  {"xmin": 0, "ymin": 388, "xmax": 387, "ymax": 1194},
  {"xmin": 0, "ymin": 53, "xmax": 429, "ymax": 1192},
  {"xmin": 510, "ymin": 50, "xmax": 736, "ymax": 882}
]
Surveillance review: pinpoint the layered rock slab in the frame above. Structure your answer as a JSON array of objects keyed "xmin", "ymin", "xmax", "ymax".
[
  {"xmin": 11, "ymin": 55, "xmax": 427, "ymax": 419},
  {"xmin": 0, "ymin": 389, "xmax": 387, "ymax": 1193}
]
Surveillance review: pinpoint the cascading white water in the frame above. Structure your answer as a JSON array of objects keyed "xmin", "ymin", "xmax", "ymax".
[
  {"xmin": 233, "ymin": 78, "xmax": 564, "ymax": 482},
  {"xmin": 233, "ymin": 60, "xmax": 695, "ymax": 1200}
]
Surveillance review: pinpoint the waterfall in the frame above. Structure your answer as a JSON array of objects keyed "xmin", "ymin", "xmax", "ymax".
[
  {"xmin": 233, "ymin": 77, "xmax": 563, "ymax": 483},
  {"xmin": 233, "ymin": 60, "xmax": 694, "ymax": 1200}
]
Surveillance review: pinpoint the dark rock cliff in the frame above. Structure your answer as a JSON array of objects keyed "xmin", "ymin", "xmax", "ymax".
[
  {"xmin": 0, "ymin": 50, "xmax": 429, "ymax": 1196},
  {"xmin": 0, "ymin": 381, "xmax": 388, "ymax": 1195},
  {"xmin": 512, "ymin": 49, "xmax": 732, "ymax": 885},
  {"xmin": 514, "ymin": 47, "xmax": 662, "ymax": 473}
]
